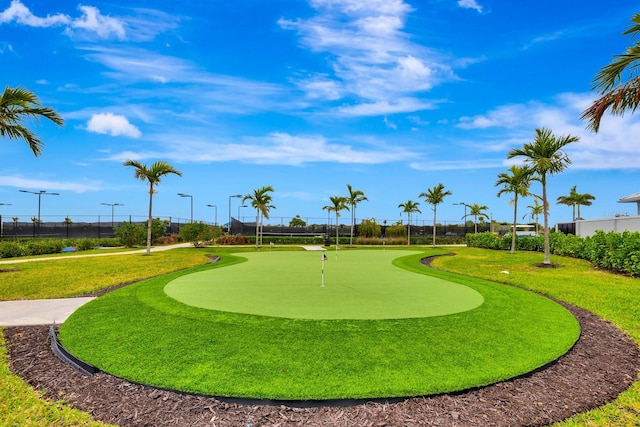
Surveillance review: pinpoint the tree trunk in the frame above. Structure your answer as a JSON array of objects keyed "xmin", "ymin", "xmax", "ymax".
[
  {"xmin": 349, "ymin": 206, "xmax": 354, "ymax": 248},
  {"xmin": 542, "ymin": 177, "xmax": 551, "ymax": 264},
  {"xmin": 407, "ymin": 213, "xmax": 411, "ymax": 245},
  {"xmin": 145, "ymin": 185, "xmax": 153, "ymax": 256},
  {"xmin": 432, "ymin": 206, "xmax": 437, "ymax": 247},
  {"xmin": 510, "ymin": 195, "xmax": 518, "ymax": 254},
  {"xmin": 255, "ymin": 210, "xmax": 259, "ymax": 249}
]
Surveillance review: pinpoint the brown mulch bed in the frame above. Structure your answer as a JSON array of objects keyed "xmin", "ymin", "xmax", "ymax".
[{"xmin": 4, "ymin": 255, "xmax": 640, "ymax": 426}]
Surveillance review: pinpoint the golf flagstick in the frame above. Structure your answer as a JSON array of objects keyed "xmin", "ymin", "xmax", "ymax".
[{"xmin": 321, "ymin": 250, "xmax": 327, "ymax": 287}]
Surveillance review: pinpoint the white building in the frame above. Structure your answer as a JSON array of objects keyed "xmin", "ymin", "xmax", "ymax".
[{"xmin": 571, "ymin": 192, "xmax": 640, "ymax": 237}]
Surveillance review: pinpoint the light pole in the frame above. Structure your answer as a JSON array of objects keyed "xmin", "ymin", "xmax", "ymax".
[
  {"xmin": 238, "ymin": 204, "xmax": 247, "ymax": 222},
  {"xmin": 206, "ymin": 204, "xmax": 217, "ymax": 226},
  {"xmin": 228, "ymin": 194, "xmax": 242, "ymax": 233},
  {"xmin": 454, "ymin": 202, "xmax": 468, "ymax": 236},
  {"xmin": 101, "ymin": 203, "xmax": 124, "ymax": 228},
  {"xmin": 0, "ymin": 203, "xmax": 11, "ymax": 238},
  {"xmin": 177, "ymin": 193, "xmax": 193, "ymax": 223},
  {"xmin": 19, "ymin": 190, "xmax": 59, "ymax": 237}
]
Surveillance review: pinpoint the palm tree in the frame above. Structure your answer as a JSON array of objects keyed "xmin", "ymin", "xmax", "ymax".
[
  {"xmin": 123, "ymin": 160, "xmax": 182, "ymax": 255},
  {"xmin": 581, "ymin": 13, "xmax": 640, "ymax": 132},
  {"xmin": 556, "ymin": 186, "xmax": 578, "ymax": 221},
  {"xmin": 419, "ymin": 183, "xmax": 452, "ymax": 247},
  {"xmin": 243, "ymin": 186, "xmax": 275, "ymax": 249},
  {"xmin": 496, "ymin": 165, "xmax": 533, "ymax": 253},
  {"xmin": 0, "ymin": 86, "xmax": 64, "ymax": 156},
  {"xmin": 507, "ymin": 128, "xmax": 579, "ymax": 265},
  {"xmin": 398, "ymin": 200, "xmax": 421, "ymax": 245},
  {"xmin": 346, "ymin": 184, "xmax": 368, "ymax": 248},
  {"xmin": 574, "ymin": 190, "xmax": 596, "ymax": 220},
  {"xmin": 323, "ymin": 196, "xmax": 348, "ymax": 249},
  {"xmin": 462, "ymin": 203, "xmax": 490, "ymax": 234},
  {"xmin": 523, "ymin": 199, "xmax": 543, "ymax": 235}
]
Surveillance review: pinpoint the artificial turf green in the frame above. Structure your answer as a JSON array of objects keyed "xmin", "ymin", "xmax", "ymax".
[
  {"xmin": 59, "ymin": 249, "xmax": 580, "ymax": 400},
  {"xmin": 164, "ymin": 250, "xmax": 484, "ymax": 319}
]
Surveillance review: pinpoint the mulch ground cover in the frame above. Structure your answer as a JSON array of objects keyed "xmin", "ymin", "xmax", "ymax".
[{"xmin": 4, "ymin": 254, "xmax": 640, "ymax": 426}]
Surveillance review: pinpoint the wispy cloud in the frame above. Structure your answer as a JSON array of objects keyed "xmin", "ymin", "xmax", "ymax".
[
  {"xmin": 0, "ymin": 175, "xmax": 104, "ymax": 193},
  {"xmin": 279, "ymin": 0, "xmax": 457, "ymax": 115},
  {"xmin": 101, "ymin": 131, "xmax": 417, "ymax": 166},
  {"xmin": 457, "ymin": 0, "xmax": 484, "ymax": 14}
]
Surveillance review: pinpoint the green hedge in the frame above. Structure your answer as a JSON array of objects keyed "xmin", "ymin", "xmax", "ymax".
[
  {"xmin": 466, "ymin": 230, "xmax": 640, "ymax": 276},
  {"xmin": 0, "ymin": 238, "xmax": 120, "ymax": 259}
]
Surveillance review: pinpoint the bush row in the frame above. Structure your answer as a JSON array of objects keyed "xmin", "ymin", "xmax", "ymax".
[
  {"xmin": 0, "ymin": 238, "xmax": 120, "ymax": 259},
  {"xmin": 466, "ymin": 230, "xmax": 640, "ymax": 276}
]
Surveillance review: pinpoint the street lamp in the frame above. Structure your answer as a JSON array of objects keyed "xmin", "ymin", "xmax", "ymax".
[
  {"xmin": 0, "ymin": 203, "xmax": 11, "ymax": 238},
  {"xmin": 453, "ymin": 202, "xmax": 468, "ymax": 236},
  {"xmin": 19, "ymin": 190, "xmax": 59, "ymax": 237},
  {"xmin": 177, "ymin": 193, "xmax": 193, "ymax": 223},
  {"xmin": 238, "ymin": 204, "xmax": 247, "ymax": 221},
  {"xmin": 101, "ymin": 203, "xmax": 124, "ymax": 228},
  {"xmin": 228, "ymin": 194, "xmax": 242, "ymax": 233},
  {"xmin": 206, "ymin": 204, "xmax": 217, "ymax": 226}
]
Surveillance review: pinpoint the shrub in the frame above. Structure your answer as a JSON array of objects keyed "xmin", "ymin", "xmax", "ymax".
[
  {"xmin": 114, "ymin": 222, "xmax": 146, "ymax": 247},
  {"xmin": 385, "ymin": 223, "xmax": 406, "ymax": 238},
  {"xmin": 151, "ymin": 218, "xmax": 168, "ymax": 244},
  {"xmin": 179, "ymin": 222, "xmax": 214, "ymax": 247},
  {"xmin": 216, "ymin": 234, "xmax": 248, "ymax": 245},
  {"xmin": 0, "ymin": 241, "xmax": 25, "ymax": 258},
  {"xmin": 358, "ymin": 219, "xmax": 381, "ymax": 238}
]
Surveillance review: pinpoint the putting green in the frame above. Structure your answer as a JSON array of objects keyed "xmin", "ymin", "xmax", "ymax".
[{"xmin": 164, "ymin": 250, "xmax": 484, "ymax": 319}]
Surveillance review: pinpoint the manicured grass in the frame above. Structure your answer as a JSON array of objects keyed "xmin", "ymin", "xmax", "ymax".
[
  {"xmin": 59, "ymin": 249, "xmax": 579, "ymax": 400},
  {"xmin": 165, "ymin": 250, "xmax": 484, "ymax": 319},
  {"xmin": 431, "ymin": 247, "xmax": 640, "ymax": 427},
  {"xmin": 0, "ymin": 248, "xmax": 213, "ymax": 300}
]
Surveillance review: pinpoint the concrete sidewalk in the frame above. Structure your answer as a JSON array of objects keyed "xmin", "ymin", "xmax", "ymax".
[{"xmin": 0, "ymin": 297, "xmax": 95, "ymax": 326}]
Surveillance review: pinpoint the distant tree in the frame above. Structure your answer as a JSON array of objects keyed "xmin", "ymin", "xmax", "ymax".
[
  {"xmin": 115, "ymin": 222, "xmax": 146, "ymax": 247},
  {"xmin": 574, "ymin": 188, "xmax": 596, "ymax": 220},
  {"xmin": 385, "ymin": 221, "xmax": 406, "ymax": 238},
  {"xmin": 398, "ymin": 200, "xmax": 421, "ymax": 245},
  {"xmin": 123, "ymin": 160, "xmax": 182, "ymax": 255},
  {"xmin": 64, "ymin": 216, "xmax": 73, "ymax": 239},
  {"xmin": 419, "ymin": 183, "xmax": 452, "ymax": 247},
  {"xmin": 581, "ymin": 13, "xmax": 640, "ymax": 132},
  {"xmin": 323, "ymin": 196, "xmax": 348, "ymax": 248},
  {"xmin": 346, "ymin": 184, "xmax": 368, "ymax": 247},
  {"xmin": 243, "ymin": 186, "xmax": 275, "ymax": 248},
  {"xmin": 289, "ymin": 215, "xmax": 306, "ymax": 227},
  {"xmin": 462, "ymin": 203, "xmax": 490, "ymax": 234},
  {"xmin": 0, "ymin": 86, "xmax": 64, "ymax": 156},
  {"xmin": 357, "ymin": 218, "xmax": 381, "ymax": 238},
  {"xmin": 523, "ymin": 199, "xmax": 543, "ymax": 235},
  {"xmin": 179, "ymin": 221, "xmax": 214, "ymax": 247},
  {"xmin": 496, "ymin": 165, "xmax": 533, "ymax": 253},
  {"xmin": 556, "ymin": 186, "xmax": 578, "ymax": 221},
  {"xmin": 508, "ymin": 128, "xmax": 579, "ymax": 265}
]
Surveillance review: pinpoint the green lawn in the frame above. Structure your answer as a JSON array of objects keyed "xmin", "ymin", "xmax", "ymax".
[{"xmin": 59, "ymin": 249, "xmax": 579, "ymax": 400}]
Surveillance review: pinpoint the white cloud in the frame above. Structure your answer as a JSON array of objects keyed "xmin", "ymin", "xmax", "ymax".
[
  {"xmin": 67, "ymin": 5, "xmax": 126, "ymax": 40},
  {"xmin": 0, "ymin": 0, "xmax": 69, "ymax": 27},
  {"xmin": 102, "ymin": 131, "xmax": 416, "ymax": 166},
  {"xmin": 279, "ymin": 0, "xmax": 456, "ymax": 113},
  {"xmin": 0, "ymin": 1, "xmax": 126, "ymax": 40},
  {"xmin": 0, "ymin": 175, "xmax": 103, "ymax": 193},
  {"xmin": 409, "ymin": 158, "xmax": 504, "ymax": 171},
  {"xmin": 87, "ymin": 113, "xmax": 142, "ymax": 138},
  {"xmin": 457, "ymin": 0, "xmax": 484, "ymax": 13}
]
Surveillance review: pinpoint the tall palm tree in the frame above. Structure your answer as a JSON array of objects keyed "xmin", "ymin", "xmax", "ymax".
[
  {"xmin": 419, "ymin": 183, "xmax": 452, "ymax": 247},
  {"xmin": 556, "ymin": 185, "xmax": 578, "ymax": 221},
  {"xmin": 323, "ymin": 196, "xmax": 348, "ymax": 249},
  {"xmin": 0, "ymin": 86, "xmax": 64, "ymax": 156},
  {"xmin": 523, "ymin": 199, "xmax": 543, "ymax": 235},
  {"xmin": 507, "ymin": 128, "xmax": 579, "ymax": 265},
  {"xmin": 462, "ymin": 203, "xmax": 490, "ymax": 234},
  {"xmin": 581, "ymin": 13, "xmax": 640, "ymax": 132},
  {"xmin": 574, "ymin": 188, "xmax": 596, "ymax": 220},
  {"xmin": 496, "ymin": 165, "xmax": 533, "ymax": 253},
  {"xmin": 398, "ymin": 200, "xmax": 421, "ymax": 245},
  {"xmin": 243, "ymin": 186, "xmax": 275, "ymax": 248},
  {"xmin": 346, "ymin": 184, "xmax": 367, "ymax": 248},
  {"xmin": 123, "ymin": 160, "xmax": 182, "ymax": 255}
]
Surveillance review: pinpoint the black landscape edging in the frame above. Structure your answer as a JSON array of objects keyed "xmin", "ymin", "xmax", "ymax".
[{"xmin": 49, "ymin": 324, "xmax": 99, "ymax": 376}]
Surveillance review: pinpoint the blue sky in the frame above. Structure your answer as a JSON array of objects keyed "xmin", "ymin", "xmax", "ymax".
[{"xmin": 1, "ymin": 0, "xmax": 639, "ymax": 227}]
